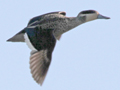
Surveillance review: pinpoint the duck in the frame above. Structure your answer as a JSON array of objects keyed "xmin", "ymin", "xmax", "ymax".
[{"xmin": 7, "ymin": 10, "xmax": 110, "ymax": 85}]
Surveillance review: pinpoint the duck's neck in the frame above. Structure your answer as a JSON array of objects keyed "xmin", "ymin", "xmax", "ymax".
[
  {"xmin": 65, "ymin": 17, "xmax": 84, "ymax": 30},
  {"xmin": 54, "ymin": 17, "xmax": 85, "ymax": 39}
]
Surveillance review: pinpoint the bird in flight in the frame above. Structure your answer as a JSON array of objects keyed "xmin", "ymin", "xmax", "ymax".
[{"xmin": 7, "ymin": 10, "xmax": 110, "ymax": 85}]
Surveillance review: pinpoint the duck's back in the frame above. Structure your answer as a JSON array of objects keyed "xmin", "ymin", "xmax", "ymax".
[
  {"xmin": 7, "ymin": 11, "xmax": 66, "ymax": 42},
  {"xmin": 28, "ymin": 11, "xmax": 66, "ymax": 26}
]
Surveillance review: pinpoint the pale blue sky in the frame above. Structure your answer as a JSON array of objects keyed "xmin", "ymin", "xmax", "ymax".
[{"xmin": 1, "ymin": 0, "xmax": 120, "ymax": 90}]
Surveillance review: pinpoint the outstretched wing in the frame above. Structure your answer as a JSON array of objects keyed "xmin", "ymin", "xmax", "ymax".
[
  {"xmin": 7, "ymin": 11, "xmax": 65, "ymax": 42},
  {"xmin": 25, "ymin": 26, "xmax": 56, "ymax": 85},
  {"xmin": 30, "ymin": 50, "xmax": 51, "ymax": 85},
  {"xmin": 28, "ymin": 11, "xmax": 66, "ymax": 26}
]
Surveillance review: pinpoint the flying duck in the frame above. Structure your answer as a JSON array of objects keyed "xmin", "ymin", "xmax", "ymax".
[{"xmin": 7, "ymin": 10, "xmax": 110, "ymax": 85}]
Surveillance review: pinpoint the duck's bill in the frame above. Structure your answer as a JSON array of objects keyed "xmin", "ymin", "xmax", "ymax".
[{"xmin": 97, "ymin": 14, "xmax": 110, "ymax": 19}]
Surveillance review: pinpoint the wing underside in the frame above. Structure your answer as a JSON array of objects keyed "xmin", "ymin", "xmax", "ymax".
[{"xmin": 30, "ymin": 50, "xmax": 50, "ymax": 85}]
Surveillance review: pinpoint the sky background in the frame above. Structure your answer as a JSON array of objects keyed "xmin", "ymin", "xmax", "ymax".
[{"xmin": 1, "ymin": 0, "xmax": 120, "ymax": 90}]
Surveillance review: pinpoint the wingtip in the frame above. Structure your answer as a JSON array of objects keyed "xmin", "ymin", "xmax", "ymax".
[
  {"xmin": 40, "ymin": 83, "xmax": 42, "ymax": 86},
  {"xmin": 39, "ymin": 81, "xmax": 43, "ymax": 86},
  {"xmin": 36, "ymin": 81, "xmax": 43, "ymax": 86},
  {"xmin": 33, "ymin": 75, "xmax": 44, "ymax": 86},
  {"xmin": 34, "ymin": 74, "xmax": 45, "ymax": 86}
]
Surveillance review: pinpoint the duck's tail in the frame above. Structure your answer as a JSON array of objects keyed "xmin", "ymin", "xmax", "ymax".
[{"xmin": 7, "ymin": 29, "xmax": 25, "ymax": 42}]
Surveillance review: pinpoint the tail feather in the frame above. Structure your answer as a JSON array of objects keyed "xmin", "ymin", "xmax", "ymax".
[
  {"xmin": 7, "ymin": 33, "xmax": 25, "ymax": 42},
  {"xmin": 7, "ymin": 29, "xmax": 25, "ymax": 42}
]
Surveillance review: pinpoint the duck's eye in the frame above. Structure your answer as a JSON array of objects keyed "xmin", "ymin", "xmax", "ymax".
[{"xmin": 80, "ymin": 10, "xmax": 96, "ymax": 14}]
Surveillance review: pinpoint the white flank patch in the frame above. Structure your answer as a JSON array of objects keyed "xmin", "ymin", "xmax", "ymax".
[{"xmin": 24, "ymin": 33, "xmax": 37, "ymax": 51}]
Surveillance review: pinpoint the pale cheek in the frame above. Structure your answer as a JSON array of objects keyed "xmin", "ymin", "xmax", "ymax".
[{"xmin": 86, "ymin": 14, "xmax": 97, "ymax": 22}]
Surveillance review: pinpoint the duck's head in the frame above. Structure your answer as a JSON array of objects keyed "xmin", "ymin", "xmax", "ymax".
[{"xmin": 77, "ymin": 10, "xmax": 110, "ymax": 22}]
